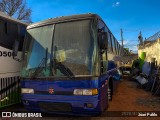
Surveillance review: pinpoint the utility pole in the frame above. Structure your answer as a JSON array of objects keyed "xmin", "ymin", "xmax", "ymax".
[
  {"xmin": 121, "ymin": 28, "xmax": 124, "ymax": 55},
  {"xmin": 121, "ymin": 28, "xmax": 124, "ymax": 48}
]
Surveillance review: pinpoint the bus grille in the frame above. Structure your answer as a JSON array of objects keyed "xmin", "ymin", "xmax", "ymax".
[{"xmin": 39, "ymin": 102, "xmax": 72, "ymax": 112}]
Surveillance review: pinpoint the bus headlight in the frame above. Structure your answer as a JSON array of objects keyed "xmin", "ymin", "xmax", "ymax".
[
  {"xmin": 21, "ymin": 88, "xmax": 34, "ymax": 94},
  {"xmin": 73, "ymin": 89, "xmax": 98, "ymax": 95},
  {"xmin": 73, "ymin": 89, "xmax": 83, "ymax": 95}
]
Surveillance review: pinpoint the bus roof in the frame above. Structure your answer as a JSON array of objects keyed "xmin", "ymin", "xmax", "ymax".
[
  {"xmin": 27, "ymin": 13, "xmax": 101, "ymax": 29},
  {"xmin": 0, "ymin": 11, "xmax": 28, "ymax": 26}
]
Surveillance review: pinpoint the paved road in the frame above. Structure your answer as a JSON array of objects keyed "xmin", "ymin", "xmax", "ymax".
[{"xmin": 1, "ymin": 77, "xmax": 160, "ymax": 120}]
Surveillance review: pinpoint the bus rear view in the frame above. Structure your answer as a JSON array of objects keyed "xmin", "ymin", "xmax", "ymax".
[{"xmin": 20, "ymin": 14, "xmax": 114, "ymax": 115}]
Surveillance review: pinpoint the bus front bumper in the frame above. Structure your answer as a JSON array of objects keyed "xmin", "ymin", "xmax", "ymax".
[{"xmin": 21, "ymin": 94, "xmax": 102, "ymax": 115}]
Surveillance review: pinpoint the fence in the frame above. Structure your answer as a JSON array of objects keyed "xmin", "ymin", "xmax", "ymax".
[{"xmin": 0, "ymin": 76, "xmax": 21, "ymax": 108}]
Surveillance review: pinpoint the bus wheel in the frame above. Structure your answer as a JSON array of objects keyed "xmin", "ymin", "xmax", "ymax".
[{"xmin": 108, "ymin": 78, "xmax": 113, "ymax": 101}]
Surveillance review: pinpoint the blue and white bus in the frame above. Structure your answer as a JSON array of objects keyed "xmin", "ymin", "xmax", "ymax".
[
  {"xmin": 0, "ymin": 11, "xmax": 27, "ymax": 108},
  {"xmin": 17, "ymin": 13, "xmax": 123, "ymax": 115}
]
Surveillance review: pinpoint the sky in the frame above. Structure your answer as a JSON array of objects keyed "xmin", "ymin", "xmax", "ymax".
[{"xmin": 27, "ymin": 0, "xmax": 160, "ymax": 53}]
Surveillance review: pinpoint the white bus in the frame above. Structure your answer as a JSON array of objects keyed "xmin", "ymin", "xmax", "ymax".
[{"xmin": 0, "ymin": 11, "xmax": 28, "ymax": 108}]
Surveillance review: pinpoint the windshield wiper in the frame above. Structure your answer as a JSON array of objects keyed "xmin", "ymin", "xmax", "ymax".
[
  {"xmin": 54, "ymin": 59, "xmax": 75, "ymax": 80},
  {"xmin": 51, "ymin": 46, "xmax": 74, "ymax": 79},
  {"xmin": 31, "ymin": 58, "xmax": 45, "ymax": 78},
  {"xmin": 31, "ymin": 48, "xmax": 48, "ymax": 78}
]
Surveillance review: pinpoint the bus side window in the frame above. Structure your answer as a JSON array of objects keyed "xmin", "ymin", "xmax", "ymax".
[
  {"xmin": 108, "ymin": 32, "xmax": 113, "ymax": 52},
  {"xmin": 18, "ymin": 25, "xmax": 26, "ymax": 51},
  {"xmin": 117, "ymin": 43, "xmax": 119, "ymax": 55},
  {"xmin": 111, "ymin": 35, "xmax": 115, "ymax": 54},
  {"xmin": 0, "ymin": 19, "xmax": 5, "ymax": 36},
  {"xmin": 98, "ymin": 19, "xmax": 108, "ymax": 74},
  {"xmin": 11, "ymin": 23, "xmax": 18, "ymax": 38},
  {"xmin": 6, "ymin": 23, "xmax": 18, "ymax": 50},
  {"xmin": 114, "ymin": 38, "xmax": 118, "ymax": 55},
  {"xmin": 5, "ymin": 22, "xmax": 11, "ymax": 35},
  {"xmin": 19, "ymin": 25, "xmax": 26, "ymax": 38},
  {"xmin": 117, "ymin": 42, "xmax": 119, "ymax": 55},
  {"xmin": 102, "ymin": 51, "xmax": 107, "ymax": 73},
  {"xmin": 4, "ymin": 22, "xmax": 7, "ymax": 34},
  {"xmin": 107, "ymin": 32, "xmax": 111, "ymax": 52}
]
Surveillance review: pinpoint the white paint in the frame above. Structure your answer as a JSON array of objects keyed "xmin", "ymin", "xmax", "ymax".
[{"xmin": 0, "ymin": 46, "xmax": 22, "ymax": 78}]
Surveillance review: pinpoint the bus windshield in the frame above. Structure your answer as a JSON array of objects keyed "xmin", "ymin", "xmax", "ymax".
[{"xmin": 21, "ymin": 20, "xmax": 99, "ymax": 78}]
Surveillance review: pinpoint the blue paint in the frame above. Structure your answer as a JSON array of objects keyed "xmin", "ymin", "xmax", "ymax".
[
  {"xmin": 21, "ymin": 75, "xmax": 109, "ymax": 115},
  {"xmin": 21, "ymin": 61, "xmax": 120, "ymax": 115}
]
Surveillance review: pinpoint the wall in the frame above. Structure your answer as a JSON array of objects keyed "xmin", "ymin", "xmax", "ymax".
[{"xmin": 138, "ymin": 38, "xmax": 160, "ymax": 65}]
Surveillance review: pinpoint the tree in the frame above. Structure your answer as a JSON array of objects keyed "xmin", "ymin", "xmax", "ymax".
[
  {"xmin": 0, "ymin": 0, "xmax": 31, "ymax": 22},
  {"xmin": 124, "ymin": 48, "xmax": 130, "ymax": 54}
]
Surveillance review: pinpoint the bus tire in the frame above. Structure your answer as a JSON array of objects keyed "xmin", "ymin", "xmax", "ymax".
[{"xmin": 108, "ymin": 78, "xmax": 113, "ymax": 101}]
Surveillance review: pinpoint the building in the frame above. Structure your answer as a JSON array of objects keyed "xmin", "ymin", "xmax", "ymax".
[{"xmin": 138, "ymin": 31, "xmax": 160, "ymax": 65}]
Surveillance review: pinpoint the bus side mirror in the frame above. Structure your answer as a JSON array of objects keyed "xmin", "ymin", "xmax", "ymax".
[
  {"xmin": 99, "ymin": 32, "xmax": 108, "ymax": 49},
  {"xmin": 12, "ymin": 39, "xmax": 19, "ymax": 58}
]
